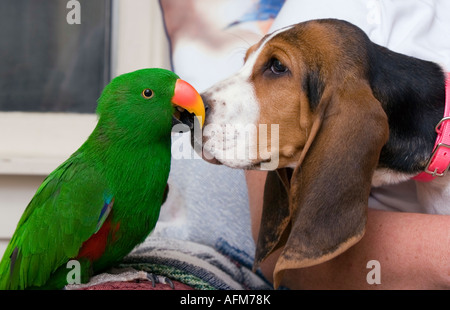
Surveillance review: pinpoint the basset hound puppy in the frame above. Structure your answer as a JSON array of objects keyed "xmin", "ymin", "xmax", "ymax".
[{"xmin": 195, "ymin": 19, "xmax": 450, "ymax": 288}]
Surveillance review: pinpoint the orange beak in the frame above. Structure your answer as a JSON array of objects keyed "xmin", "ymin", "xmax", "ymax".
[{"xmin": 171, "ymin": 79, "xmax": 205, "ymax": 128}]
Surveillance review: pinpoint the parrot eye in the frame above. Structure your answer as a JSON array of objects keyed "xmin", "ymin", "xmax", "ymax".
[{"xmin": 141, "ymin": 89, "xmax": 154, "ymax": 99}]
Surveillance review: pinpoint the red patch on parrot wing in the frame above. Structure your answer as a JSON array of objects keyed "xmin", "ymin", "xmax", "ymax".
[{"xmin": 76, "ymin": 217, "xmax": 120, "ymax": 262}]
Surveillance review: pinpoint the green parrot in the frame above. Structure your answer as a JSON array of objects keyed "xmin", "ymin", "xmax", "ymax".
[{"xmin": 0, "ymin": 68, "xmax": 205, "ymax": 290}]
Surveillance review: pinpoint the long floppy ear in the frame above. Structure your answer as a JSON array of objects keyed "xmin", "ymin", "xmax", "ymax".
[
  {"xmin": 253, "ymin": 116, "xmax": 324, "ymax": 270},
  {"xmin": 253, "ymin": 168, "xmax": 291, "ymax": 271},
  {"xmin": 258, "ymin": 80, "xmax": 388, "ymax": 288},
  {"xmin": 275, "ymin": 82, "xmax": 388, "ymax": 287}
]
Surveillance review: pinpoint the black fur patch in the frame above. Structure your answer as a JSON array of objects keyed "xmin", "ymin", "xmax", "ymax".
[
  {"xmin": 367, "ymin": 42, "xmax": 446, "ymax": 173},
  {"xmin": 302, "ymin": 68, "xmax": 325, "ymax": 110}
]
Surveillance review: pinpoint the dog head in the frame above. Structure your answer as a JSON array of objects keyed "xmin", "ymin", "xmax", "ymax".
[{"xmin": 199, "ymin": 19, "xmax": 389, "ymax": 287}]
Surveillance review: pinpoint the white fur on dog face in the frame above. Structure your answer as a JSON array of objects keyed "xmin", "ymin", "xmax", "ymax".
[
  {"xmin": 201, "ymin": 26, "xmax": 293, "ymax": 169},
  {"xmin": 202, "ymin": 73, "xmax": 259, "ymax": 168}
]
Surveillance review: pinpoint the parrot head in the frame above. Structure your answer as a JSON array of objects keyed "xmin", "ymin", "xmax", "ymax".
[{"xmin": 96, "ymin": 68, "xmax": 204, "ymax": 142}]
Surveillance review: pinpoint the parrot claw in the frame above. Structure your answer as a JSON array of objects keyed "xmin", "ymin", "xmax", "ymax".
[
  {"xmin": 147, "ymin": 273, "xmax": 157, "ymax": 287},
  {"xmin": 146, "ymin": 273, "xmax": 175, "ymax": 289},
  {"xmin": 162, "ymin": 276, "xmax": 175, "ymax": 289}
]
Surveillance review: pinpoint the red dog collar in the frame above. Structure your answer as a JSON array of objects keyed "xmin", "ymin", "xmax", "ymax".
[{"xmin": 414, "ymin": 73, "xmax": 450, "ymax": 182}]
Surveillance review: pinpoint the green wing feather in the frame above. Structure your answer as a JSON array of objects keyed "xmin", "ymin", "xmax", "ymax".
[{"xmin": 0, "ymin": 151, "xmax": 109, "ymax": 289}]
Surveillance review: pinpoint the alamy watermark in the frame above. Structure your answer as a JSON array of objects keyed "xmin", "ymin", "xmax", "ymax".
[
  {"xmin": 66, "ymin": 259, "xmax": 81, "ymax": 285},
  {"xmin": 171, "ymin": 121, "xmax": 280, "ymax": 170},
  {"xmin": 66, "ymin": 0, "xmax": 81, "ymax": 25},
  {"xmin": 366, "ymin": 259, "xmax": 381, "ymax": 285},
  {"xmin": 366, "ymin": 0, "xmax": 381, "ymax": 25}
]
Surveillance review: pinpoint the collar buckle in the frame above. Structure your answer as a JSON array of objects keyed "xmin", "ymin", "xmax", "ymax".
[{"xmin": 423, "ymin": 142, "xmax": 450, "ymax": 177}]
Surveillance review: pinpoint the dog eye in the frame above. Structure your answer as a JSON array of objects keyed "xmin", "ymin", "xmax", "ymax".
[{"xmin": 270, "ymin": 58, "xmax": 288, "ymax": 75}]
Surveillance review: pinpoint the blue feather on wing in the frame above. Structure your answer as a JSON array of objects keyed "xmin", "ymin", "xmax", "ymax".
[{"xmin": 95, "ymin": 194, "xmax": 114, "ymax": 233}]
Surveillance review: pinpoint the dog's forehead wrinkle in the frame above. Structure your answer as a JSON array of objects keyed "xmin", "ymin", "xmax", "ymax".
[{"xmin": 240, "ymin": 25, "xmax": 295, "ymax": 78}]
